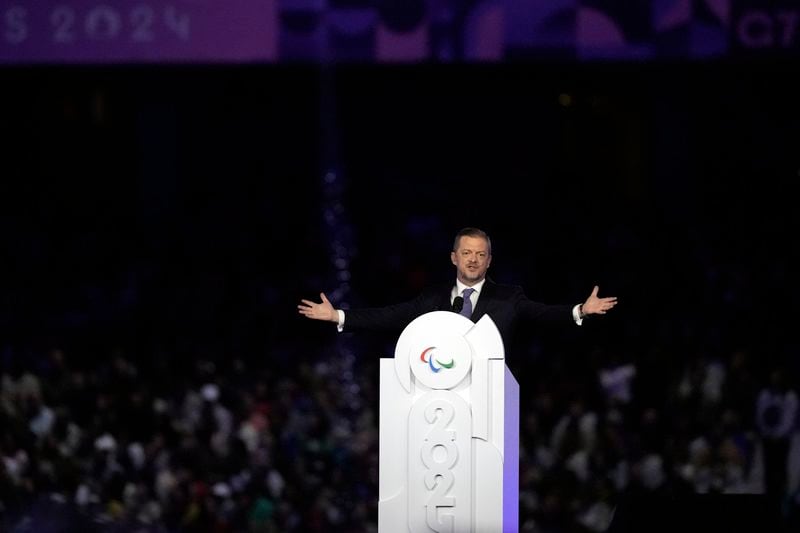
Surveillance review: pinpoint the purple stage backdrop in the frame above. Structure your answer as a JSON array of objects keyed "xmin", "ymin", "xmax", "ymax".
[{"xmin": 0, "ymin": 0, "xmax": 797, "ymax": 63}]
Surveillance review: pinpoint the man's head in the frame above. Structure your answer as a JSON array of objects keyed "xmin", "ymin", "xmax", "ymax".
[{"xmin": 451, "ymin": 227, "xmax": 492, "ymax": 286}]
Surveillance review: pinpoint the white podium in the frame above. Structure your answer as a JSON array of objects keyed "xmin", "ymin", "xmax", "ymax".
[{"xmin": 378, "ymin": 311, "xmax": 519, "ymax": 533}]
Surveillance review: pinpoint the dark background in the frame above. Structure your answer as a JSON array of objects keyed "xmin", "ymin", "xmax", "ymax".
[{"xmin": 1, "ymin": 61, "xmax": 799, "ymax": 531}]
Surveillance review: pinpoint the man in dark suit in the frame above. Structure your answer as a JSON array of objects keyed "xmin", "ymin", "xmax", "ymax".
[{"xmin": 298, "ymin": 227, "xmax": 617, "ymax": 347}]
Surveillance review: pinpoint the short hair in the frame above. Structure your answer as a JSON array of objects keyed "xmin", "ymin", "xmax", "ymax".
[{"xmin": 452, "ymin": 227, "xmax": 492, "ymax": 255}]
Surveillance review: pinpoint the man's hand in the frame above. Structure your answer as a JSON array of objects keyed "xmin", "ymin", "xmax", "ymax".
[
  {"xmin": 298, "ymin": 292, "xmax": 339, "ymax": 323},
  {"xmin": 581, "ymin": 285, "xmax": 618, "ymax": 316}
]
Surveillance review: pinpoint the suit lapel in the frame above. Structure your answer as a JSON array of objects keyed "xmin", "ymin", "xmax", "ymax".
[
  {"xmin": 471, "ymin": 279, "xmax": 495, "ymax": 321},
  {"xmin": 436, "ymin": 283, "xmax": 453, "ymax": 311}
]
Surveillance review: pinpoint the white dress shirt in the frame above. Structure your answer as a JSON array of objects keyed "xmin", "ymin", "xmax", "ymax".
[{"xmin": 452, "ymin": 278, "xmax": 487, "ymax": 311}]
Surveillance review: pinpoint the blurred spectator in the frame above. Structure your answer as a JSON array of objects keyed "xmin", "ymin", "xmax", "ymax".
[{"xmin": 755, "ymin": 368, "xmax": 798, "ymax": 505}]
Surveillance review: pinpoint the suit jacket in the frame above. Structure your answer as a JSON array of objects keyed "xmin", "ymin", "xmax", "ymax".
[{"xmin": 343, "ymin": 279, "xmax": 574, "ymax": 348}]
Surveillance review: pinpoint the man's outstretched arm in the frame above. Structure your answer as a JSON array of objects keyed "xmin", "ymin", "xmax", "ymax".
[{"xmin": 298, "ymin": 290, "xmax": 437, "ymax": 333}]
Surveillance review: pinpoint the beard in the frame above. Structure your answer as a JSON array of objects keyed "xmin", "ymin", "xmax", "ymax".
[{"xmin": 460, "ymin": 267, "xmax": 485, "ymax": 283}]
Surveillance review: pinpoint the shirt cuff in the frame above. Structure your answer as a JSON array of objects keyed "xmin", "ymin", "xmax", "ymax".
[
  {"xmin": 336, "ymin": 309, "xmax": 345, "ymax": 332},
  {"xmin": 572, "ymin": 304, "xmax": 584, "ymax": 326}
]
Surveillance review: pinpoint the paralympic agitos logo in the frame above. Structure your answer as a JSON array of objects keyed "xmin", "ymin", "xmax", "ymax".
[{"xmin": 419, "ymin": 347, "xmax": 455, "ymax": 373}]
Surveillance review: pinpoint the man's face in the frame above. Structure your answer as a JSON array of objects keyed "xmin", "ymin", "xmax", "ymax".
[{"xmin": 451, "ymin": 236, "xmax": 492, "ymax": 286}]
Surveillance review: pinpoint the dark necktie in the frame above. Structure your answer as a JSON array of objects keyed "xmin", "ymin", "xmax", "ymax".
[{"xmin": 460, "ymin": 288, "xmax": 475, "ymax": 318}]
